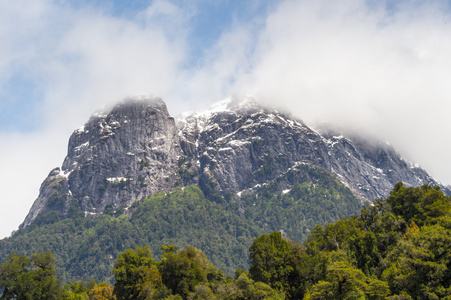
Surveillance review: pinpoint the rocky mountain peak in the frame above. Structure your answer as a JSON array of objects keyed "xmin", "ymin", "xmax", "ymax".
[
  {"xmin": 20, "ymin": 96, "xmax": 449, "ymax": 228},
  {"xmin": 21, "ymin": 96, "xmax": 182, "ymax": 228}
]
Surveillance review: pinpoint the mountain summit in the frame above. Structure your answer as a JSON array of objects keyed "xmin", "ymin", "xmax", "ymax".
[{"xmin": 20, "ymin": 96, "xmax": 448, "ymax": 228}]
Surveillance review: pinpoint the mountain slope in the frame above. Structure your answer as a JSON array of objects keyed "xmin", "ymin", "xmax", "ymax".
[{"xmin": 1, "ymin": 164, "xmax": 360, "ymax": 282}]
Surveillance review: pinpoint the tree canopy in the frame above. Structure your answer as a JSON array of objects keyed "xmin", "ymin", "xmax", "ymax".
[{"xmin": 1, "ymin": 182, "xmax": 451, "ymax": 299}]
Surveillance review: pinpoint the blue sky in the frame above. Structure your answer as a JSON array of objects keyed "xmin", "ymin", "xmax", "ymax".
[{"xmin": 1, "ymin": 0, "xmax": 451, "ymax": 238}]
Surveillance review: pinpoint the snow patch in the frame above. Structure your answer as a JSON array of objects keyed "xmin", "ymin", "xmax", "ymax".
[
  {"xmin": 58, "ymin": 169, "xmax": 72, "ymax": 179},
  {"xmin": 206, "ymin": 97, "xmax": 232, "ymax": 113},
  {"xmin": 93, "ymin": 112, "xmax": 107, "ymax": 119},
  {"xmin": 410, "ymin": 162, "xmax": 420, "ymax": 169},
  {"xmin": 76, "ymin": 125, "xmax": 87, "ymax": 134},
  {"xmin": 106, "ymin": 177, "xmax": 130, "ymax": 183},
  {"xmin": 84, "ymin": 211, "xmax": 97, "ymax": 217},
  {"xmin": 110, "ymin": 121, "xmax": 121, "ymax": 128},
  {"xmin": 74, "ymin": 142, "xmax": 89, "ymax": 152},
  {"xmin": 228, "ymin": 140, "xmax": 250, "ymax": 147}
]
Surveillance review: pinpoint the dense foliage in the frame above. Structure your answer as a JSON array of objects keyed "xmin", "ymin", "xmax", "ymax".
[
  {"xmin": 249, "ymin": 183, "xmax": 451, "ymax": 299},
  {"xmin": 0, "ymin": 164, "xmax": 360, "ymax": 282},
  {"xmin": 1, "ymin": 182, "xmax": 451, "ymax": 299},
  {"xmin": 299, "ymin": 182, "xmax": 451, "ymax": 299},
  {"xmin": 0, "ymin": 252, "xmax": 62, "ymax": 299}
]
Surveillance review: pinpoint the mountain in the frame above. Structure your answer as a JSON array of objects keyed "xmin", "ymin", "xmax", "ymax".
[
  {"xmin": 20, "ymin": 95, "xmax": 448, "ymax": 228},
  {"xmin": 3, "ymin": 95, "xmax": 448, "ymax": 283}
]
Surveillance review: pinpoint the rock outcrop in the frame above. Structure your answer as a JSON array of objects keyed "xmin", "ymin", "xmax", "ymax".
[
  {"xmin": 20, "ymin": 95, "xmax": 449, "ymax": 228},
  {"xmin": 21, "ymin": 96, "xmax": 182, "ymax": 228}
]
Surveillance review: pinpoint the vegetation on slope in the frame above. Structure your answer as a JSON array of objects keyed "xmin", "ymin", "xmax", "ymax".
[
  {"xmin": 239, "ymin": 163, "xmax": 361, "ymax": 242},
  {"xmin": 0, "ymin": 164, "xmax": 361, "ymax": 283},
  {"xmin": 1, "ymin": 182, "xmax": 451, "ymax": 299}
]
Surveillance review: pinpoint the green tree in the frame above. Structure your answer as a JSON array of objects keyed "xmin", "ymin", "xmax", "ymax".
[
  {"xmin": 305, "ymin": 217, "xmax": 363, "ymax": 252},
  {"xmin": 0, "ymin": 254, "xmax": 30, "ymax": 299},
  {"xmin": 112, "ymin": 245, "xmax": 162, "ymax": 300},
  {"xmin": 304, "ymin": 260, "xmax": 389, "ymax": 300},
  {"xmin": 159, "ymin": 245, "xmax": 218, "ymax": 299},
  {"xmin": 347, "ymin": 229, "xmax": 381, "ymax": 276},
  {"xmin": 359, "ymin": 197, "xmax": 405, "ymax": 262},
  {"xmin": 62, "ymin": 280, "xmax": 96, "ymax": 300},
  {"xmin": 387, "ymin": 183, "xmax": 451, "ymax": 226},
  {"xmin": 215, "ymin": 273, "xmax": 284, "ymax": 300},
  {"xmin": 286, "ymin": 242, "xmax": 328, "ymax": 300},
  {"xmin": 0, "ymin": 252, "xmax": 62, "ymax": 300},
  {"xmin": 382, "ymin": 223, "xmax": 451, "ymax": 299},
  {"xmin": 248, "ymin": 232, "xmax": 293, "ymax": 292},
  {"xmin": 88, "ymin": 282, "xmax": 116, "ymax": 300}
]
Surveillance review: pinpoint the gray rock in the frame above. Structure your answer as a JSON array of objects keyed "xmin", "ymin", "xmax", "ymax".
[{"xmin": 20, "ymin": 167, "xmax": 70, "ymax": 228}]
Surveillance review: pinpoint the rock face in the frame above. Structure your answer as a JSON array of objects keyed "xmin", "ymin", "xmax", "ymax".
[
  {"xmin": 20, "ymin": 95, "xmax": 449, "ymax": 228},
  {"xmin": 177, "ymin": 96, "xmax": 448, "ymax": 200},
  {"xmin": 21, "ymin": 96, "xmax": 182, "ymax": 228}
]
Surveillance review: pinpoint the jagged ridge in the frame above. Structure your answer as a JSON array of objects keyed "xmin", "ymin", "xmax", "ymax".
[{"xmin": 21, "ymin": 95, "xmax": 449, "ymax": 228}]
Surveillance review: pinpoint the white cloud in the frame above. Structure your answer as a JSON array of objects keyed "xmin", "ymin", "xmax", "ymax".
[
  {"xmin": 41, "ymin": 1, "xmax": 190, "ymax": 126},
  {"xmin": 171, "ymin": 26, "xmax": 257, "ymax": 112},
  {"xmin": 236, "ymin": 0, "xmax": 451, "ymax": 183},
  {"xmin": 0, "ymin": 0, "xmax": 189, "ymax": 238},
  {"xmin": 0, "ymin": 131, "xmax": 66, "ymax": 237},
  {"xmin": 1, "ymin": 0, "xmax": 451, "ymax": 238}
]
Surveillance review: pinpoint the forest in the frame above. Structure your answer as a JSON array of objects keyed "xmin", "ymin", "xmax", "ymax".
[{"xmin": 1, "ymin": 182, "xmax": 451, "ymax": 299}]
